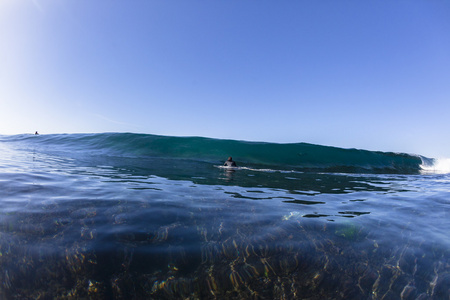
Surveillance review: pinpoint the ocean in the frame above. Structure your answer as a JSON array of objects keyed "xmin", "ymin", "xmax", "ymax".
[{"xmin": 0, "ymin": 132, "xmax": 448, "ymax": 299}]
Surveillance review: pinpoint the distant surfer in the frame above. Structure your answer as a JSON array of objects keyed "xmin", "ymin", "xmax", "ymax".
[
  {"xmin": 224, "ymin": 157, "xmax": 237, "ymax": 167},
  {"xmin": 35, "ymin": 131, "xmax": 39, "ymax": 135}
]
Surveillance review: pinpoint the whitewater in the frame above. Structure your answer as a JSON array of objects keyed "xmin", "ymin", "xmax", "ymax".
[{"xmin": 0, "ymin": 133, "xmax": 449, "ymax": 299}]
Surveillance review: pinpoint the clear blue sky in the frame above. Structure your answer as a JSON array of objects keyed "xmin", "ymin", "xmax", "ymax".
[{"xmin": 1, "ymin": 1, "xmax": 449, "ymax": 157}]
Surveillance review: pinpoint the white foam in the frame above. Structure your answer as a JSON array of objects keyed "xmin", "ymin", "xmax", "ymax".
[
  {"xmin": 420, "ymin": 158, "xmax": 450, "ymax": 174},
  {"xmin": 215, "ymin": 165, "xmax": 302, "ymax": 174}
]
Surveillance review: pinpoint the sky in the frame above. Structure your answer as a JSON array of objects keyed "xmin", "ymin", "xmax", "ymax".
[{"xmin": 1, "ymin": 0, "xmax": 449, "ymax": 158}]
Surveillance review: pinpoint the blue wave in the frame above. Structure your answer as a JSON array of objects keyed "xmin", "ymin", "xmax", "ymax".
[{"xmin": 2, "ymin": 132, "xmax": 430, "ymax": 174}]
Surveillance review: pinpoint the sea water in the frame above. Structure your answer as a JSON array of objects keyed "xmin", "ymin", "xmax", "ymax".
[{"xmin": 0, "ymin": 133, "xmax": 448, "ymax": 299}]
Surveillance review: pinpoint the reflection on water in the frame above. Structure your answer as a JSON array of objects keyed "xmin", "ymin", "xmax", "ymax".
[{"xmin": 0, "ymin": 146, "xmax": 449, "ymax": 298}]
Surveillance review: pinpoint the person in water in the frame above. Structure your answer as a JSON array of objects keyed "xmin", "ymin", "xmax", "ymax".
[
  {"xmin": 224, "ymin": 157, "xmax": 237, "ymax": 167},
  {"xmin": 35, "ymin": 131, "xmax": 39, "ymax": 135}
]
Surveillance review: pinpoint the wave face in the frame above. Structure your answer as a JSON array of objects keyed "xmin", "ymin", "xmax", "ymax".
[{"xmin": 4, "ymin": 132, "xmax": 426, "ymax": 174}]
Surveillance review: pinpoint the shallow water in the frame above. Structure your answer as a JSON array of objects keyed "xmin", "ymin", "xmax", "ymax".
[{"xmin": 0, "ymin": 134, "xmax": 449, "ymax": 299}]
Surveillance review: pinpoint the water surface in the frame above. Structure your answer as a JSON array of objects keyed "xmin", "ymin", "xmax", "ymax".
[{"xmin": 0, "ymin": 133, "xmax": 448, "ymax": 299}]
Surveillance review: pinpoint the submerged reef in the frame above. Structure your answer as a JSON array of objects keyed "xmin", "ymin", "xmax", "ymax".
[{"xmin": 1, "ymin": 214, "xmax": 448, "ymax": 299}]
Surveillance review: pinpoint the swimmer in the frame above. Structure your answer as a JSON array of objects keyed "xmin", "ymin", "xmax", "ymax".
[
  {"xmin": 224, "ymin": 156, "xmax": 237, "ymax": 167},
  {"xmin": 35, "ymin": 131, "xmax": 39, "ymax": 135}
]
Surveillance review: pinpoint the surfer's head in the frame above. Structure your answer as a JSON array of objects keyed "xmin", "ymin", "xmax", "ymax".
[{"xmin": 227, "ymin": 157, "xmax": 233, "ymax": 161}]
